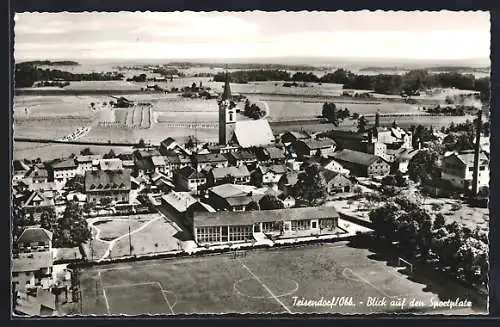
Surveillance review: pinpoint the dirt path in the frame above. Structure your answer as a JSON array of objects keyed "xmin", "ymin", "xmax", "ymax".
[{"xmin": 88, "ymin": 216, "xmax": 161, "ymax": 262}]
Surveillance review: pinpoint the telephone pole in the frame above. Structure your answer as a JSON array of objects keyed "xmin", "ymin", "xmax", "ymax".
[{"xmin": 128, "ymin": 225, "xmax": 132, "ymax": 256}]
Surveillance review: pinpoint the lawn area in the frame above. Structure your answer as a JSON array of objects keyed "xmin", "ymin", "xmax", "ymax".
[
  {"xmin": 78, "ymin": 241, "xmax": 486, "ymax": 315},
  {"xmin": 82, "ymin": 238, "xmax": 109, "ymax": 261},
  {"xmin": 53, "ymin": 247, "xmax": 82, "ymax": 262},
  {"xmin": 94, "ymin": 218, "xmax": 152, "ymax": 241},
  {"xmin": 422, "ymin": 199, "xmax": 489, "ymax": 231},
  {"xmin": 109, "ymin": 219, "xmax": 180, "ymax": 258}
]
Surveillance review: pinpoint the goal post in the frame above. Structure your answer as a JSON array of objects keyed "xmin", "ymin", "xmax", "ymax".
[{"xmin": 397, "ymin": 257, "xmax": 413, "ymax": 273}]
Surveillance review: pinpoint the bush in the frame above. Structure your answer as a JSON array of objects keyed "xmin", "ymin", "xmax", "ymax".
[{"xmin": 431, "ymin": 203, "xmax": 443, "ymax": 211}]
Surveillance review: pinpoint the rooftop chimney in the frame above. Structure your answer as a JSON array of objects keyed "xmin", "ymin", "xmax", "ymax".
[{"xmin": 471, "ymin": 109, "xmax": 482, "ymax": 196}]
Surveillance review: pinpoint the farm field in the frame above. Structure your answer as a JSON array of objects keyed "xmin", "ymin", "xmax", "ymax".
[{"xmin": 78, "ymin": 241, "xmax": 486, "ymax": 315}]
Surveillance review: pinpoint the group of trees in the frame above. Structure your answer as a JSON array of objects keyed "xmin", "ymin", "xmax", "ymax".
[
  {"xmin": 425, "ymin": 105, "xmax": 469, "ymax": 116},
  {"xmin": 369, "ymin": 200, "xmax": 487, "ymax": 286},
  {"xmin": 15, "ymin": 62, "xmax": 125, "ymax": 88},
  {"xmin": 39, "ymin": 202, "xmax": 92, "ymax": 248},
  {"xmin": 409, "ymin": 124, "xmax": 438, "ymax": 148},
  {"xmin": 321, "ymin": 102, "xmax": 350, "ymax": 125},
  {"xmin": 294, "ymin": 162, "xmax": 328, "ymax": 205},
  {"xmin": 407, "ymin": 149, "xmax": 441, "ymax": 184},
  {"xmin": 243, "ymin": 100, "xmax": 266, "ymax": 120},
  {"xmin": 213, "ymin": 68, "xmax": 489, "ymax": 102}
]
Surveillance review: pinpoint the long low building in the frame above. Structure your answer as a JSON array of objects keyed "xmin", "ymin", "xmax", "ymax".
[{"xmin": 191, "ymin": 206, "xmax": 339, "ymax": 246}]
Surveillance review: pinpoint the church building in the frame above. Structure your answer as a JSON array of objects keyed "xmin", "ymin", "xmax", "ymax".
[{"xmin": 218, "ymin": 73, "xmax": 275, "ymax": 148}]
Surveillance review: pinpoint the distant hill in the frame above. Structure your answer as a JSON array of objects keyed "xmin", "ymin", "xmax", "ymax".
[{"xmin": 19, "ymin": 60, "xmax": 79, "ymax": 66}]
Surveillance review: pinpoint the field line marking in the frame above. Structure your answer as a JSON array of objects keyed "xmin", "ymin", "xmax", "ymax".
[
  {"xmin": 99, "ymin": 271, "xmax": 111, "ymax": 314},
  {"xmin": 105, "ymin": 282, "xmax": 157, "ymax": 289},
  {"xmin": 342, "ymin": 268, "xmax": 391, "ymax": 298},
  {"xmin": 238, "ymin": 259, "xmax": 292, "ymax": 314},
  {"xmin": 155, "ymin": 282, "xmax": 175, "ymax": 315}
]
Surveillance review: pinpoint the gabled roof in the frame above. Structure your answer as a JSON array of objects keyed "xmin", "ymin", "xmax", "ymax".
[
  {"xmin": 13, "ymin": 160, "xmax": 30, "ymax": 172},
  {"xmin": 193, "ymin": 206, "xmax": 339, "ymax": 228},
  {"xmin": 211, "ymin": 166, "xmax": 250, "ymax": 179},
  {"xmin": 331, "ymin": 149, "xmax": 384, "ymax": 167},
  {"xmin": 298, "ymin": 139, "xmax": 336, "ymax": 150},
  {"xmin": 160, "ymin": 137, "xmax": 177, "ymax": 148},
  {"xmin": 227, "ymin": 150, "xmax": 257, "ymax": 161},
  {"xmin": 161, "ymin": 191, "xmax": 197, "ymax": 213},
  {"xmin": 321, "ymin": 170, "xmax": 350, "ymax": 183},
  {"xmin": 196, "ymin": 153, "xmax": 228, "ymax": 164},
  {"xmin": 84, "ymin": 170, "xmax": 131, "ymax": 192},
  {"xmin": 280, "ymin": 170, "xmax": 299, "ymax": 186},
  {"xmin": 209, "ymin": 183, "xmax": 257, "ymax": 198},
  {"xmin": 264, "ymin": 146, "xmax": 286, "ymax": 160},
  {"xmin": 12, "ymin": 251, "xmax": 53, "ymax": 273},
  {"xmin": 178, "ymin": 166, "xmax": 205, "ymax": 179},
  {"xmin": 51, "ymin": 159, "xmax": 77, "ymax": 170},
  {"xmin": 282, "ymin": 131, "xmax": 310, "ymax": 141},
  {"xmin": 99, "ymin": 158, "xmax": 123, "ymax": 171},
  {"xmin": 164, "ymin": 155, "xmax": 181, "ymax": 165},
  {"xmin": 260, "ymin": 164, "xmax": 287, "ymax": 175},
  {"xmin": 22, "ymin": 191, "xmax": 54, "ymax": 208},
  {"xmin": 26, "ymin": 167, "xmax": 48, "ymax": 179},
  {"xmin": 151, "ymin": 156, "xmax": 166, "ymax": 167},
  {"xmin": 453, "ymin": 150, "xmax": 489, "ymax": 166},
  {"xmin": 75, "ymin": 155, "xmax": 103, "ymax": 163},
  {"xmin": 235, "ymin": 120, "xmax": 275, "ymax": 148},
  {"xmin": 17, "ymin": 227, "xmax": 53, "ymax": 244}
]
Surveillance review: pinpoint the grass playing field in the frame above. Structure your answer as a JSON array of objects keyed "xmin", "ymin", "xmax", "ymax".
[{"xmin": 78, "ymin": 241, "xmax": 486, "ymax": 315}]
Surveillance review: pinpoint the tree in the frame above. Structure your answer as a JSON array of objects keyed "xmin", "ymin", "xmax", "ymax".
[
  {"xmin": 258, "ymin": 195, "xmax": 284, "ymax": 210},
  {"xmin": 100, "ymin": 197, "xmax": 113, "ymax": 207},
  {"xmin": 40, "ymin": 208, "xmax": 57, "ymax": 233},
  {"xmin": 295, "ymin": 162, "xmax": 328, "ymax": 205},
  {"xmin": 246, "ymin": 201, "xmax": 260, "ymax": 211},
  {"xmin": 80, "ymin": 148, "xmax": 93, "ymax": 156},
  {"xmin": 369, "ymin": 202, "xmax": 399, "ymax": 241},
  {"xmin": 407, "ymin": 149, "xmax": 439, "ymax": 183},
  {"xmin": 357, "ymin": 116, "xmax": 368, "ymax": 133},
  {"xmin": 381, "ymin": 175, "xmax": 396, "ymax": 186},
  {"xmin": 186, "ymin": 136, "xmax": 195, "ymax": 149},
  {"xmin": 103, "ymin": 149, "xmax": 116, "ymax": 159},
  {"xmin": 136, "ymin": 139, "xmax": 146, "ymax": 148},
  {"xmin": 322, "ymin": 102, "xmax": 338, "ymax": 125},
  {"xmin": 434, "ymin": 213, "xmax": 446, "ymax": 230},
  {"xmin": 54, "ymin": 201, "xmax": 91, "ymax": 248}
]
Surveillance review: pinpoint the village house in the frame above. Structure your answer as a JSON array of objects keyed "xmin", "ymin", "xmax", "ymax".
[
  {"xmin": 441, "ymin": 150, "xmax": 490, "ymax": 190},
  {"xmin": 96, "ymin": 158, "xmax": 123, "ymax": 171},
  {"xmin": 194, "ymin": 153, "xmax": 229, "ymax": 172},
  {"xmin": 294, "ymin": 139, "xmax": 336, "ymax": 158},
  {"xmin": 254, "ymin": 164, "xmax": 287, "ymax": 187},
  {"xmin": 331, "ymin": 149, "xmax": 390, "ymax": 177},
  {"xmin": 75, "ymin": 154, "xmax": 102, "ymax": 175},
  {"xmin": 84, "ymin": 169, "xmax": 132, "ymax": 203},
  {"xmin": 393, "ymin": 148, "xmax": 419, "ymax": 173},
  {"xmin": 13, "ymin": 160, "xmax": 30, "ymax": 182},
  {"xmin": 207, "ymin": 184, "xmax": 261, "ymax": 212},
  {"xmin": 278, "ymin": 170, "xmax": 299, "ymax": 197},
  {"xmin": 191, "ymin": 206, "xmax": 340, "ymax": 246},
  {"xmin": 13, "ymin": 287, "xmax": 57, "ymax": 316},
  {"xmin": 322, "ymin": 170, "xmax": 353, "ymax": 194},
  {"xmin": 12, "ymin": 227, "xmax": 53, "ymax": 291},
  {"xmin": 209, "ymin": 166, "xmax": 251, "ymax": 186},
  {"xmin": 323, "ymin": 158, "xmax": 350, "ymax": 175},
  {"xmin": 161, "ymin": 191, "xmax": 215, "ymax": 228},
  {"xmin": 175, "ymin": 166, "xmax": 207, "ymax": 194},
  {"xmin": 25, "ymin": 165, "xmax": 49, "ymax": 185},
  {"xmin": 19, "ymin": 190, "xmax": 55, "ymax": 220},
  {"xmin": 281, "ymin": 131, "xmax": 311, "ymax": 146},
  {"xmin": 255, "ymin": 146, "xmax": 287, "ymax": 164},
  {"xmin": 279, "ymin": 194, "xmax": 296, "ymax": 208},
  {"xmin": 159, "ymin": 137, "xmax": 178, "ymax": 155},
  {"xmin": 205, "ymin": 143, "xmax": 240, "ymax": 154},
  {"xmin": 117, "ymin": 152, "xmax": 135, "ymax": 170},
  {"xmin": 151, "ymin": 156, "xmax": 167, "ymax": 174},
  {"xmin": 50, "ymin": 159, "xmax": 77, "ymax": 185},
  {"xmin": 226, "ymin": 150, "xmax": 258, "ymax": 168}
]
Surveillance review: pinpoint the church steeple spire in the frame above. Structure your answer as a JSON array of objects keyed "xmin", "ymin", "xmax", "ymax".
[{"xmin": 221, "ymin": 70, "xmax": 232, "ymax": 101}]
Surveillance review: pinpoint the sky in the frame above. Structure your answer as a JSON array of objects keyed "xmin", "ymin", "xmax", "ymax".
[{"xmin": 14, "ymin": 11, "xmax": 490, "ymax": 62}]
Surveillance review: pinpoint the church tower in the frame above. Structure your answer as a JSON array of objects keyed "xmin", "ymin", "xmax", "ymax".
[{"xmin": 218, "ymin": 72, "xmax": 237, "ymax": 145}]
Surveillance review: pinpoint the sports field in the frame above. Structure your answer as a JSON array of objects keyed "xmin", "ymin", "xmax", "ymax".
[{"xmin": 78, "ymin": 242, "xmax": 485, "ymax": 315}]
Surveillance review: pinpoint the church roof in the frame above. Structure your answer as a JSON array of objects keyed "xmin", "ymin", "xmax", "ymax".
[
  {"xmin": 235, "ymin": 120, "xmax": 275, "ymax": 148},
  {"xmin": 221, "ymin": 72, "xmax": 232, "ymax": 100}
]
